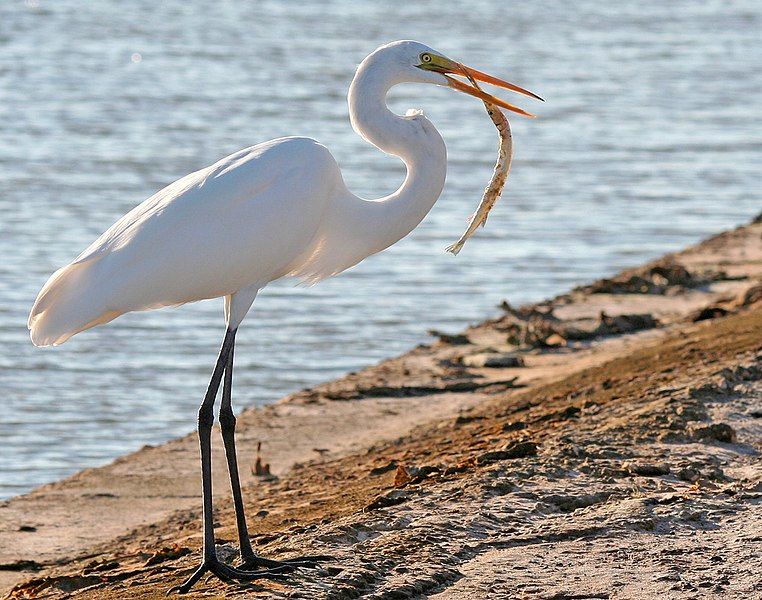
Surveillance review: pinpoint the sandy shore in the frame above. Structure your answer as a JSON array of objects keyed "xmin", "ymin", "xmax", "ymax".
[{"xmin": 2, "ymin": 216, "xmax": 761, "ymax": 599}]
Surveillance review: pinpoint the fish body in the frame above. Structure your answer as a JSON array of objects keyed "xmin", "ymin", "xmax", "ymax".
[{"xmin": 446, "ymin": 71, "xmax": 514, "ymax": 255}]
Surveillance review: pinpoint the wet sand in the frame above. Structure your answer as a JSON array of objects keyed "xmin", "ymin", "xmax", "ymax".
[{"xmin": 2, "ymin": 216, "xmax": 761, "ymax": 599}]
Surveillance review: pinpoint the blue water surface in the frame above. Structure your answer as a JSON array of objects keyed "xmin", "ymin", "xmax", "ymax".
[{"xmin": 0, "ymin": 0, "xmax": 759, "ymax": 497}]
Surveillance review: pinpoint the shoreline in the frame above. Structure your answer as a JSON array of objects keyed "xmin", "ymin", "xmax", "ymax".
[{"xmin": 2, "ymin": 216, "xmax": 761, "ymax": 598}]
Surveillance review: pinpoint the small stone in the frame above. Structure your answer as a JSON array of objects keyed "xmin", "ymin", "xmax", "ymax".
[
  {"xmin": 368, "ymin": 460, "xmax": 398, "ymax": 476},
  {"xmin": 143, "ymin": 544, "xmax": 191, "ymax": 566},
  {"xmin": 692, "ymin": 423, "xmax": 737, "ymax": 443},
  {"xmin": 544, "ymin": 492, "xmax": 610, "ymax": 512},
  {"xmin": 428, "ymin": 330, "xmax": 470, "ymax": 345},
  {"xmin": 556, "ymin": 406, "xmax": 581, "ymax": 420},
  {"xmin": 689, "ymin": 306, "xmax": 730, "ymax": 322},
  {"xmin": 365, "ymin": 489, "xmax": 410, "ymax": 511},
  {"xmin": 484, "ymin": 480, "xmax": 515, "ymax": 495},
  {"xmin": 677, "ymin": 467, "xmax": 700, "ymax": 482},
  {"xmin": 737, "ymin": 284, "xmax": 762, "ymax": 307},
  {"xmin": 702, "ymin": 466, "xmax": 729, "ymax": 482},
  {"xmin": 596, "ymin": 311, "xmax": 660, "ymax": 334},
  {"xmin": 625, "ymin": 462, "xmax": 671, "ymax": 477},
  {"xmin": 393, "ymin": 465, "xmax": 412, "ymax": 488},
  {"xmin": 544, "ymin": 333, "xmax": 567, "ymax": 347},
  {"xmin": 454, "ymin": 413, "xmax": 485, "ymax": 425},
  {"xmin": 477, "ymin": 441, "xmax": 538, "ymax": 464},
  {"xmin": 462, "ymin": 353, "xmax": 525, "ymax": 368}
]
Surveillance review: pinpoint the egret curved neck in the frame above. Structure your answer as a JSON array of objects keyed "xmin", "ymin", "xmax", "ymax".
[{"xmin": 346, "ymin": 63, "xmax": 447, "ymax": 253}]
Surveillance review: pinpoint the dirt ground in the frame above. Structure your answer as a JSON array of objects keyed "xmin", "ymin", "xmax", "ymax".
[{"xmin": 2, "ymin": 217, "xmax": 761, "ymax": 599}]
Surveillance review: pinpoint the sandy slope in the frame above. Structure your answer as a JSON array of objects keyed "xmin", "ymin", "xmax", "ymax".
[{"xmin": 2, "ymin": 216, "xmax": 761, "ymax": 599}]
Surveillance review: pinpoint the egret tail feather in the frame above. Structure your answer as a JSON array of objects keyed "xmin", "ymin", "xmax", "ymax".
[{"xmin": 28, "ymin": 259, "xmax": 119, "ymax": 347}]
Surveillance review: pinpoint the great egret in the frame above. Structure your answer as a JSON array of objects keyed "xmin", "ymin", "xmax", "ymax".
[{"xmin": 28, "ymin": 40, "xmax": 541, "ymax": 593}]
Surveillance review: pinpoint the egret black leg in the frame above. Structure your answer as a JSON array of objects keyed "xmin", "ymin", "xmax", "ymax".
[
  {"xmin": 218, "ymin": 331, "xmax": 257, "ymax": 560},
  {"xmin": 217, "ymin": 330, "xmax": 333, "ymax": 572},
  {"xmin": 168, "ymin": 329, "xmax": 287, "ymax": 595},
  {"xmin": 197, "ymin": 329, "xmax": 235, "ymax": 563}
]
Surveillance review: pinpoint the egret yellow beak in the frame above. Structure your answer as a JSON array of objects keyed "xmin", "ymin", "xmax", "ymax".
[{"xmin": 417, "ymin": 53, "xmax": 543, "ymax": 118}]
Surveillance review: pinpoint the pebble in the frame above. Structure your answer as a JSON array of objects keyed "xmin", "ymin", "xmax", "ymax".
[
  {"xmin": 428, "ymin": 330, "xmax": 470, "ymax": 345},
  {"xmin": 477, "ymin": 441, "xmax": 538, "ymax": 464},
  {"xmin": 462, "ymin": 353, "xmax": 525, "ymax": 368},
  {"xmin": 677, "ymin": 467, "xmax": 700, "ymax": 482},
  {"xmin": 692, "ymin": 423, "xmax": 737, "ymax": 443},
  {"xmin": 624, "ymin": 462, "xmax": 671, "ymax": 477}
]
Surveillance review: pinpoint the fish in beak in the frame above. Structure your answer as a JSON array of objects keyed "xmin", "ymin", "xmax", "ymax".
[{"xmin": 417, "ymin": 52, "xmax": 543, "ymax": 118}]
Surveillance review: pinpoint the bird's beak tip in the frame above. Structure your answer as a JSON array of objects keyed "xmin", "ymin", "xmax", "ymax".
[{"xmin": 446, "ymin": 61, "xmax": 543, "ymax": 117}]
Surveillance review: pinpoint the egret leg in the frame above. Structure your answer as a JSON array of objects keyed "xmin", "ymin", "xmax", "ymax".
[
  {"xmin": 218, "ymin": 332, "xmax": 256, "ymax": 559},
  {"xmin": 218, "ymin": 331, "xmax": 333, "ymax": 572},
  {"xmin": 168, "ymin": 329, "xmax": 288, "ymax": 595}
]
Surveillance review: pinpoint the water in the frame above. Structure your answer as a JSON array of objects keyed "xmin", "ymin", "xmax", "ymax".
[{"xmin": 0, "ymin": 1, "xmax": 759, "ymax": 499}]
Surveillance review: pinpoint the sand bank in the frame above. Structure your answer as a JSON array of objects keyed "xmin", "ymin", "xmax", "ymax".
[{"xmin": 2, "ymin": 216, "xmax": 761, "ymax": 598}]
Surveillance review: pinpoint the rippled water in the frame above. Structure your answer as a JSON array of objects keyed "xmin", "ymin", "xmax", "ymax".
[{"xmin": 0, "ymin": 1, "xmax": 759, "ymax": 498}]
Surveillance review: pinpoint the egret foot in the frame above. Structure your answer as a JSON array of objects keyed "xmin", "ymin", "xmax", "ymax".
[
  {"xmin": 240, "ymin": 551, "xmax": 335, "ymax": 572},
  {"xmin": 167, "ymin": 557, "xmax": 287, "ymax": 595}
]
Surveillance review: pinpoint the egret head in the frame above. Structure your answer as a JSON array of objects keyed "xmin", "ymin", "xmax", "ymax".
[{"xmin": 378, "ymin": 40, "xmax": 543, "ymax": 118}]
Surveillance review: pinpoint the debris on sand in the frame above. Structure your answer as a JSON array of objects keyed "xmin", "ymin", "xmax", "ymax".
[
  {"xmin": 689, "ymin": 306, "xmax": 730, "ymax": 322},
  {"xmin": 461, "ymin": 353, "xmax": 525, "ymax": 368},
  {"xmin": 736, "ymin": 283, "xmax": 762, "ymax": 308},
  {"xmin": 252, "ymin": 442, "xmax": 272, "ymax": 477},
  {"xmin": 496, "ymin": 305, "xmax": 659, "ymax": 349},
  {"xmin": 595, "ymin": 311, "xmax": 659, "ymax": 335},
  {"xmin": 365, "ymin": 489, "xmax": 410, "ymax": 511},
  {"xmin": 393, "ymin": 465, "xmax": 412, "ymax": 488},
  {"xmin": 686, "ymin": 284, "xmax": 762, "ymax": 322},
  {"xmin": 477, "ymin": 440, "xmax": 538, "ymax": 465},
  {"xmin": 624, "ymin": 462, "xmax": 671, "ymax": 477},
  {"xmin": 143, "ymin": 545, "xmax": 191, "ymax": 567},
  {"xmin": 368, "ymin": 460, "xmax": 398, "ymax": 476},
  {"xmin": 691, "ymin": 423, "xmax": 737, "ymax": 444},
  {"xmin": 427, "ymin": 329, "xmax": 470, "ymax": 345},
  {"xmin": 578, "ymin": 259, "xmax": 735, "ymax": 296}
]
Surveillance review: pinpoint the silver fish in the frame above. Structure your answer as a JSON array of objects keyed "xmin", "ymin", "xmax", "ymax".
[{"xmin": 447, "ymin": 75, "xmax": 513, "ymax": 255}]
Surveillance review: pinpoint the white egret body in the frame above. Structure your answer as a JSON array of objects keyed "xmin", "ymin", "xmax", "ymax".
[
  {"xmin": 28, "ymin": 41, "xmax": 541, "ymax": 593},
  {"xmin": 30, "ymin": 43, "xmax": 454, "ymax": 346}
]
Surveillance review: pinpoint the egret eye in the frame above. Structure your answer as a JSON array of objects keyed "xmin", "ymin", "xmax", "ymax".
[{"xmin": 421, "ymin": 53, "xmax": 432, "ymax": 63}]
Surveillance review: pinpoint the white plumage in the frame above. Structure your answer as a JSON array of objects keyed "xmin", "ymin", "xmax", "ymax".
[
  {"xmin": 29, "ymin": 41, "xmax": 457, "ymax": 347},
  {"xmin": 29, "ymin": 41, "xmax": 539, "ymax": 349},
  {"xmin": 29, "ymin": 137, "xmax": 343, "ymax": 345}
]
